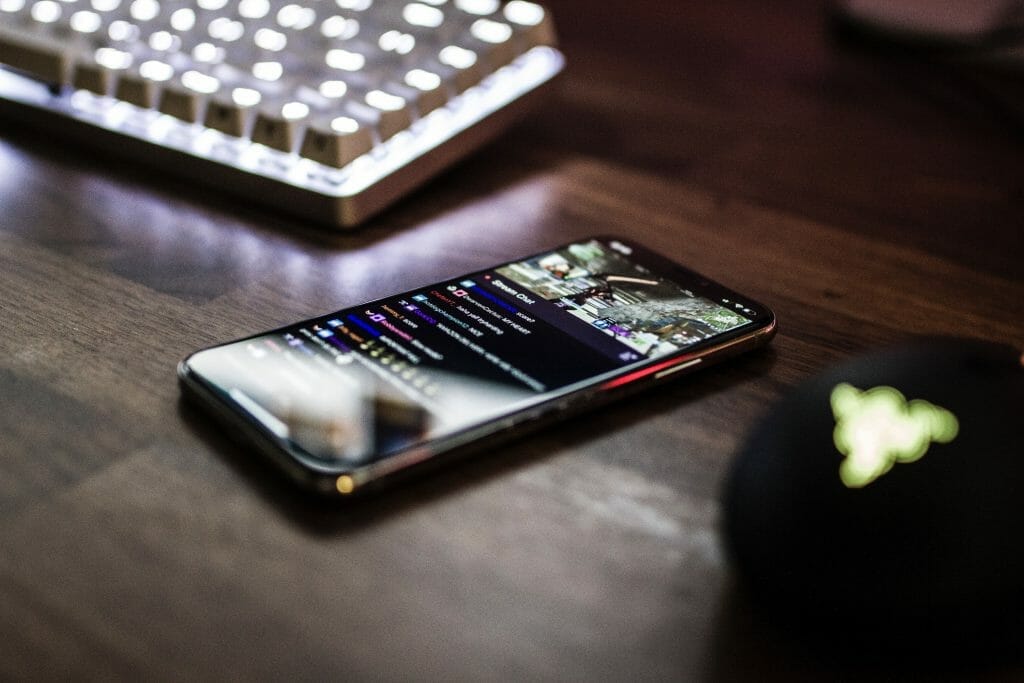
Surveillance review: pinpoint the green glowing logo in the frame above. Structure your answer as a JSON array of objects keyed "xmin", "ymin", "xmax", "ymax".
[{"xmin": 830, "ymin": 383, "xmax": 959, "ymax": 488}]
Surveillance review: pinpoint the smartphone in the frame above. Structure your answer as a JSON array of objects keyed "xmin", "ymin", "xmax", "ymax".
[{"xmin": 178, "ymin": 236, "xmax": 776, "ymax": 496}]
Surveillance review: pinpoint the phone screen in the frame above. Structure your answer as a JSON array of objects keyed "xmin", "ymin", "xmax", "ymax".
[{"xmin": 182, "ymin": 237, "xmax": 773, "ymax": 488}]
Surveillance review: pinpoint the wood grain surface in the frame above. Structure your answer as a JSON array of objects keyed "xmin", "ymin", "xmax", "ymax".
[{"xmin": 1, "ymin": 0, "xmax": 1022, "ymax": 679}]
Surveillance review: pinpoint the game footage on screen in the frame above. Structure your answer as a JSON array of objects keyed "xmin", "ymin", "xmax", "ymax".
[{"xmin": 497, "ymin": 240, "xmax": 748, "ymax": 359}]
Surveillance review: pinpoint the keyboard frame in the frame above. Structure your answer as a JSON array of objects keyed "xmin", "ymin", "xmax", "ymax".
[{"xmin": 0, "ymin": 46, "xmax": 564, "ymax": 228}]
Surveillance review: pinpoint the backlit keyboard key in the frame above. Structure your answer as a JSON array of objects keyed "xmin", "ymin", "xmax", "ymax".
[
  {"xmin": 0, "ymin": 24, "xmax": 71, "ymax": 84},
  {"xmin": 160, "ymin": 83, "xmax": 203, "ymax": 121},
  {"xmin": 72, "ymin": 59, "xmax": 114, "ymax": 95},
  {"xmin": 204, "ymin": 87, "xmax": 259, "ymax": 136},
  {"xmin": 299, "ymin": 115, "xmax": 373, "ymax": 168},
  {"xmin": 115, "ymin": 65, "xmax": 165, "ymax": 108},
  {"xmin": 251, "ymin": 99, "xmax": 308, "ymax": 152},
  {"xmin": 361, "ymin": 88, "xmax": 411, "ymax": 141}
]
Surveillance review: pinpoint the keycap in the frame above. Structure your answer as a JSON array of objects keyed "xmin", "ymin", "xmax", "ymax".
[
  {"xmin": 0, "ymin": 24, "xmax": 71, "ymax": 84},
  {"xmin": 299, "ymin": 115, "xmax": 373, "ymax": 168},
  {"xmin": 160, "ymin": 70, "xmax": 221, "ymax": 121},
  {"xmin": 205, "ymin": 88, "xmax": 258, "ymax": 136},
  {"xmin": 251, "ymin": 99, "xmax": 308, "ymax": 152}
]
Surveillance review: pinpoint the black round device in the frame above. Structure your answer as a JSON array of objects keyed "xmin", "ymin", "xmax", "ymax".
[{"xmin": 723, "ymin": 337, "xmax": 1024, "ymax": 659}]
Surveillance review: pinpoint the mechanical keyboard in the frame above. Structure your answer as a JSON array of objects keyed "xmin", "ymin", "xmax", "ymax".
[{"xmin": 0, "ymin": 0, "xmax": 562, "ymax": 226}]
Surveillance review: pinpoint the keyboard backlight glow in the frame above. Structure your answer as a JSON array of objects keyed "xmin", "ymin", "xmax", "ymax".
[
  {"xmin": 31, "ymin": 0, "xmax": 61, "ymax": 23},
  {"xmin": 321, "ymin": 15, "xmax": 358, "ymax": 39},
  {"xmin": 128, "ymin": 0, "xmax": 158, "ymax": 22},
  {"xmin": 335, "ymin": 0, "xmax": 371, "ymax": 11},
  {"xmin": 402, "ymin": 3, "xmax": 443, "ymax": 28},
  {"xmin": 208, "ymin": 17, "xmax": 244, "ymax": 42},
  {"xmin": 470, "ymin": 18, "xmax": 512, "ymax": 44},
  {"xmin": 252, "ymin": 61, "xmax": 283, "ymax": 81},
  {"xmin": 277, "ymin": 4, "xmax": 315, "ymax": 30},
  {"xmin": 139, "ymin": 59, "xmax": 173, "ymax": 81},
  {"xmin": 281, "ymin": 101, "xmax": 309, "ymax": 120},
  {"xmin": 254, "ymin": 28, "xmax": 287, "ymax": 51},
  {"xmin": 366, "ymin": 89, "xmax": 404, "ymax": 111},
  {"xmin": 405, "ymin": 68, "xmax": 440, "ymax": 91},
  {"xmin": 326, "ymin": 49, "xmax": 365, "ymax": 72},
  {"xmin": 319, "ymin": 80, "xmax": 347, "ymax": 98},
  {"xmin": 378, "ymin": 30, "xmax": 414, "ymax": 54},
  {"xmin": 232, "ymin": 86, "xmax": 261, "ymax": 106},
  {"xmin": 504, "ymin": 0, "xmax": 544, "ymax": 26},
  {"xmin": 148, "ymin": 30, "xmax": 176, "ymax": 51},
  {"xmin": 94, "ymin": 47, "xmax": 132, "ymax": 69},
  {"xmin": 182, "ymin": 70, "xmax": 219, "ymax": 94},
  {"xmin": 70, "ymin": 10, "xmax": 101, "ymax": 32},
  {"xmin": 169, "ymin": 7, "xmax": 194, "ymax": 30},
  {"xmin": 192, "ymin": 42, "xmax": 222, "ymax": 63},
  {"xmin": 331, "ymin": 116, "xmax": 359, "ymax": 134},
  {"xmin": 107, "ymin": 19, "xmax": 136, "ymax": 41},
  {"xmin": 455, "ymin": 0, "xmax": 498, "ymax": 15},
  {"xmin": 237, "ymin": 0, "xmax": 269, "ymax": 19},
  {"xmin": 439, "ymin": 45, "xmax": 476, "ymax": 69}
]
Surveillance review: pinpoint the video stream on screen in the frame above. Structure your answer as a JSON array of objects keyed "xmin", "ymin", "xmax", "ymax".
[{"xmin": 497, "ymin": 240, "xmax": 749, "ymax": 359}]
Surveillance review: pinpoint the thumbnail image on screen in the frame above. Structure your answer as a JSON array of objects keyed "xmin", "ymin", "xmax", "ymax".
[{"xmin": 497, "ymin": 240, "xmax": 750, "ymax": 359}]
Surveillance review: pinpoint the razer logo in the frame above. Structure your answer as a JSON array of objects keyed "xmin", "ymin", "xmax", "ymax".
[{"xmin": 830, "ymin": 383, "xmax": 959, "ymax": 488}]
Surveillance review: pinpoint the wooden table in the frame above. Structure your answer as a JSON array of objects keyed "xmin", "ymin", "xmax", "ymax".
[{"xmin": 1, "ymin": 0, "xmax": 1021, "ymax": 678}]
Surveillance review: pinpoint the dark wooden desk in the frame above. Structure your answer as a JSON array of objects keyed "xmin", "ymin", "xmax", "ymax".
[{"xmin": 1, "ymin": 0, "xmax": 1021, "ymax": 678}]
